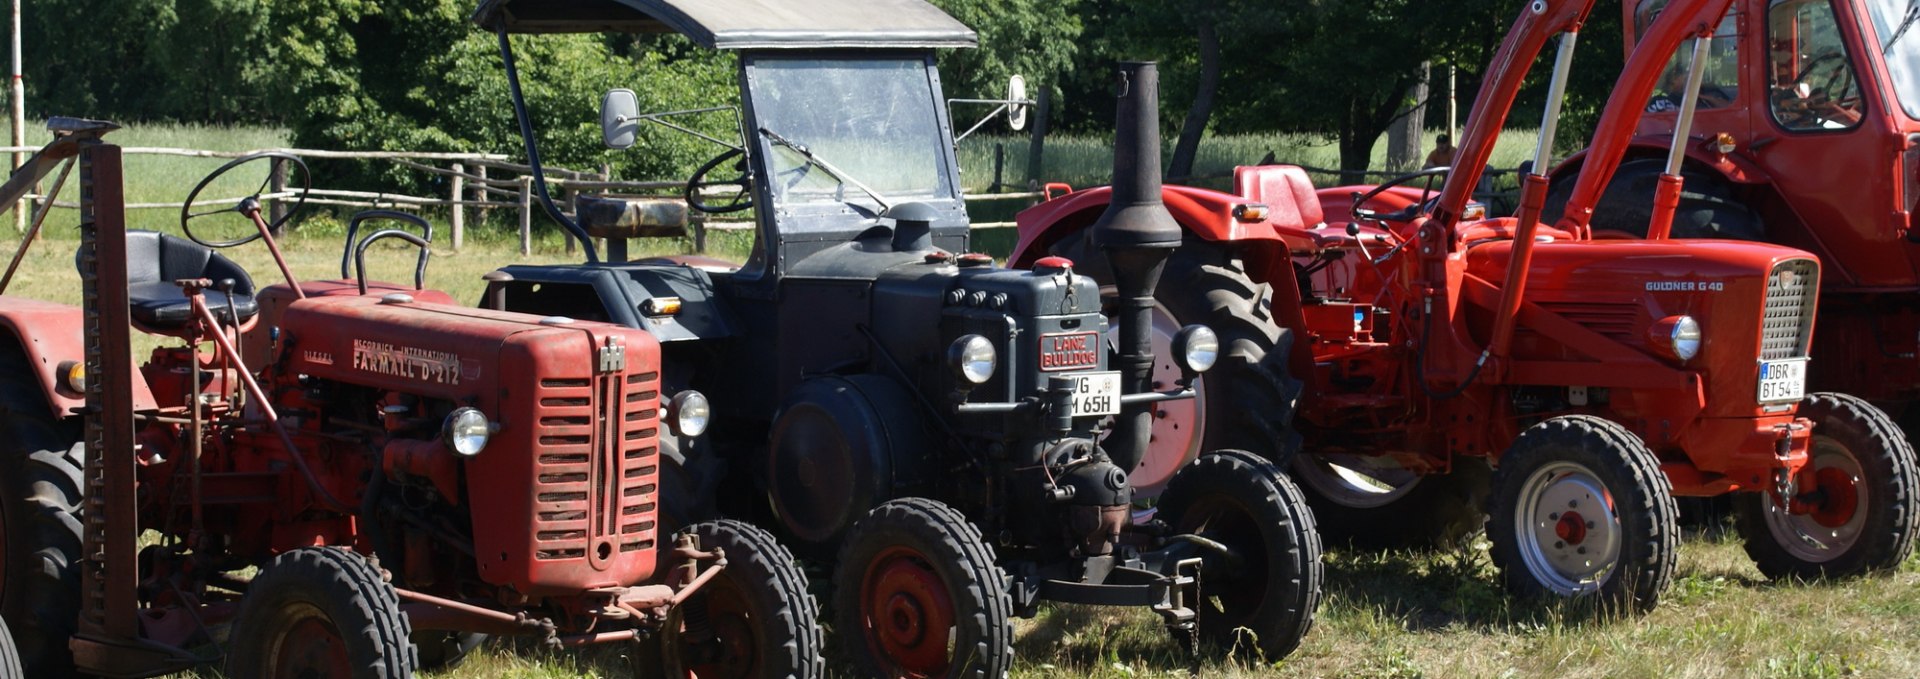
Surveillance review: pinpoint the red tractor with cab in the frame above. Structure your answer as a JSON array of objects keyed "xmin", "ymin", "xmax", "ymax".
[
  {"xmin": 0, "ymin": 120, "xmax": 822, "ymax": 677},
  {"xmin": 1012, "ymin": 0, "xmax": 1919, "ymax": 611}
]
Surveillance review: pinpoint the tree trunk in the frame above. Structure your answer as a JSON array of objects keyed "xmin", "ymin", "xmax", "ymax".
[
  {"xmin": 1168, "ymin": 21, "xmax": 1220, "ymax": 180},
  {"xmin": 1386, "ymin": 62, "xmax": 1430, "ymax": 172}
]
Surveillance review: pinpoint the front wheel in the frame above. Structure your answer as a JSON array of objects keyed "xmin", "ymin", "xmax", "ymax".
[
  {"xmin": 1157, "ymin": 450, "xmax": 1322, "ymax": 662},
  {"xmin": 1486, "ymin": 416, "xmax": 1678, "ymax": 614},
  {"xmin": 225, "ymin": 547, "xmax": 416, "ymax": 679},
  {"xmin": 832, "ymin": 498, "xmax": 1012, "ymax": 679},
  {"xmin": 659, "ymin": 520, "xmax": 824, "ymax": 678},
  {"xmin": 1735, "ymin": 392, "xmax": 1920, "ymax": 580}
]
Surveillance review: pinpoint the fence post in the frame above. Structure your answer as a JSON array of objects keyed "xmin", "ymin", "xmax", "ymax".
[
  {"xmin": 990, "ymin": 143, "xmax": 1005, "ymax": 193},
  {"xmin": 476, "ymin": 163, "xmax": 492, "ymax": 227},
  {"xmin": 269, "ymin": 158, "xmax": 289, "ymax": 237},
  {"xmin": 1024, "ymin": 86, "xmax": 1051, "ymax": 189},
  {"xmin": 519, "ymin": 175, "xmax": 533, "ymax": 256},
  {"xmin": 564, "ymin": 179, "xmax": 577, "ymax": 256},
  {"xmin": 450, "ymin": 162, "xmax": 465, "ymax": 251}
]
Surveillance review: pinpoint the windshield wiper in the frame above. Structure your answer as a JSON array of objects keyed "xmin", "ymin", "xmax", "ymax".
[
  {"xmin": 758, "ymin": 127, "xmax": 893, "ymax": 210},
  {"xmin": 1886, "ymin": 0, "xmax": 1919, "ymax": 55}
]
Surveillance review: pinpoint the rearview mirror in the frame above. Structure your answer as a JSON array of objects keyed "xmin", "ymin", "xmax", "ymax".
[
  {"xmin": 1008, "ymin": 75, "xmax": 1029, "ymax": 131},
  {"xmin": 601, "ymin": 89, "xmax": 639, "ymax": 150}
]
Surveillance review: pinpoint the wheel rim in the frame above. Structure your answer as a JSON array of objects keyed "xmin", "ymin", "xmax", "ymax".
[
  {"xmin": 261, "ymin": 602, "xmax": 352, "ymax": 679},
  {"xmin": 1290, "ymin": 454, "xmax": 1422, "ymax": 508},
  {"xmin": 859, "ymin": 545, "xmax": 957, "ymax": 678},
  {"xmin": 1175, "ymin": 494, "xmax": 1270, "ymax": 623},
  {"xmin": 1118, "ymin": 303, "xmax": 1205, "ymax": 498},
  {"xmin": 668, "ymin": 570, "xmax": 765, "ymax": 678},
  {"xmin": 1512, "ymin": 461, "xmax": 1622, "ymax": 595},
  {"xmin": 1760, "ymin": 438, "xmax": 1867, "ymax": 564}
]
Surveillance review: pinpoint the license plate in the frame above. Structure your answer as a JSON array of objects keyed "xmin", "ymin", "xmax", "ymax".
[
  {"xmin": 1067, "ymin": 371, "xmax": 1122, "ymax": 417},
  {"xmin": 1757, "ymin": 358, "xmax": 1808, "ymax": 404},
  {"xmin": 1038, "ymin": 331, "xmax": 1101, "ymax": 371}
]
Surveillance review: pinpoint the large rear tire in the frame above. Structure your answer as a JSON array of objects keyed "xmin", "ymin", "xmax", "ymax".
[
  {"xmin": 1735, "ymin": 392, "xmax": 1920, "ymax": 580},
  {"xmin": 1486, "ymin": 416, "xmax": 1679, "ymax": 614},
  {"xmin": 1157, "ymin": 450, "xmax": 1322, "ymax": 662},
  {"xmin": 660, "ymin": 520, "xmax": 824, "ymax": 678},
  {"xmin": 832, "ymin": 498, "xmax": 1012, "ymax": 679},
  {"xmin": 225, "ymin": 546, "xmax": 417, "ymax": 679},
  {"xmin": 1541, "ymin": 158, "xmax": 1763, "ymax": 240},
  {"xmin": 0, "ymin": 616, "xmax": 23, "ymax": 679},
  {"xmin": 0, "ymin": 349, "xmax": 84, "ymax": 677},
  {"xmin": 1290, "ymin": 455, "xmax": 1490, "ymax": 549}
]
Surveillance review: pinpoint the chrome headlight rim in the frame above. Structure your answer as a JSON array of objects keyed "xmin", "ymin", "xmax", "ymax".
[
  {"xmin": 948, "ymin": 334, "xmax": 998, "ymax": 385},
  {"xmin": 443, "ymin": 407, "xmax": 491, "ymax": 457},
  {"xmin": 667, "ymin": 390, "xmax": 712, "ymax": 438},
  {"xmin": 1671, "ymin": 315, "xmax": 1702, "ymax": 363},
  {"xmin": 1171, "ymin": 324, "xmax": 1220, "ymax": 374}
]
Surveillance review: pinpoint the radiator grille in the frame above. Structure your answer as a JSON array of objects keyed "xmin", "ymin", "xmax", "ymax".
[
  {"xmin": 530, "ymin": 364, "xmax": 661, "ymax": 563},
  {"xmin": 1760, "ymin": 259, "xmax": 1818, "ymax": 361}
]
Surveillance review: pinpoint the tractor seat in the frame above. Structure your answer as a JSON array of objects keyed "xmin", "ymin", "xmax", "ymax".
[
  {"xmin": 77, "ymin": 231, "xmax": 258, "ymax": 330},
  {"xmin": 576, "ymin": 195, "xmax": 690, "ymax": 239}
]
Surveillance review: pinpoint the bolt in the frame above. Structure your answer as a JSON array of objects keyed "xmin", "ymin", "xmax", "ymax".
[
  {"xmin": 1577, "ymin": 546, "xmax": 1587, "ymax": 555},
  {"xmin": 1549, "ymin": 512, "xmax": 1559, "ymax": 521},
  {"xmin": 1586, "ymin": 520, "xmax": 1595, "ymax": 530},
  {"xmin": 1569, "ymin": 500, "xmax": 1578, "ymax": 508},
  {"xmin": 1554, "ymin": 541, "xmax": 1565, "ymax": 549}
]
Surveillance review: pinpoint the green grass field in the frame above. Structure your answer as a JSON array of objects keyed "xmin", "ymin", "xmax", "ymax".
[{"xmin": 7, "ymin": 122, "xmax": 1917, "ymax": 678}]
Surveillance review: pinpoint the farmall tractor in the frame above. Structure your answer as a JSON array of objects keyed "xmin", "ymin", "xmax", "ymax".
[
  {"xmin": 0, "ymin": 120, "xmax": 824, "ymax": 677},
  {"xmin": 1012, "ymin": 0, "xmax": 1920, "ymax": 611},
  {"xmin": 471, "ymin": 0, "xmax": 1322, "ymax": 673},
  {"xmin": 1543, "ymin": 0, "xmax": 1920, "ymax": 454}
]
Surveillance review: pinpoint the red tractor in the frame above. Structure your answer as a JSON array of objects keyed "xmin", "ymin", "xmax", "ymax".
[
  {"xmin": 0, "ymin": 121, "xmax": 822, "ymax": 677},
  {"xmin": 1012, "ymin": 0, "xmax": 1919, "ymax": 611},
  {"xmin": 1543, "ymin": 0, "xmax": 1920, "ymax": 448}
]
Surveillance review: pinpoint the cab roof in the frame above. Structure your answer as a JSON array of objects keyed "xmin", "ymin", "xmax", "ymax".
[{"xmin": 471, "ymin": 0, "xmax": 977, "ymax": 49}]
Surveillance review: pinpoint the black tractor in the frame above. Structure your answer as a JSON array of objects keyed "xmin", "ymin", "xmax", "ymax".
[{"xmin": 472, "ymin": 0, "xmax": 1323, "ymax": 673}]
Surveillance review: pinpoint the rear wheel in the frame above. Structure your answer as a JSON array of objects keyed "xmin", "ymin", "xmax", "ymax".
[
  {"xmin": 1486, "ymin": 416, "xmax": 1678, "ymax": 614},
  {"xmin": 0, "ymin": 615, "xmax": 22, "ymax": 679},
  {"xmin": 0, "ymin": 349, "xmax": 84, "ymax": 677},
  {"xmin": 1541, "ymin": 158, "xmax": 1763, "ymax": 240},
  {"xmin": 1290, "ymin": 454, "xmax": 1490, "ymax": 549},
  {"xmin": 832, "ymin": 498, "xmax": 1011, "ymax": 679},
  {"xmin": 660, "ymin": 520, "xmax": 824, "ymax": 678},
  {"xmin": 1735, "ymin": 392, "xmax": 1919, "ymax": 580},
  {"xmin": 225, "ymin": 547, "xmax": 416, "ymax": 679},
  {"xmin": 1158, "ymin": 450, "xmax": 1322, "ymax": 662}
]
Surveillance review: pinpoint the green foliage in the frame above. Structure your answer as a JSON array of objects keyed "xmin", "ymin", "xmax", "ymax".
[{"xmin": 928, "ymin": 0, "xmax": 1083, "ymax": 102}]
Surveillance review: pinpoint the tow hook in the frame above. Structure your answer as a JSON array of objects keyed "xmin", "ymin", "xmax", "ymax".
[
  {"xmin": 1167, "ymin": 533, "xmax": 1244, "ymax": 573},
  {"xmin": 1771, "ymin": 422, "xmax": 1807, "ymax": 509}
]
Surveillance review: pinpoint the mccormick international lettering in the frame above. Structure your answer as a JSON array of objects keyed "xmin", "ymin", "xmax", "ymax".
[{"xmin": 352, "ymin": 339, "xmax": 462, "ymax": 385}]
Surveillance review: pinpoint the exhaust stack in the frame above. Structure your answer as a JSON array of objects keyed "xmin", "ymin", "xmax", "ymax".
[{"xmin": 1093, "ymin": 62, "xmax": 1181, "ymax": 474}]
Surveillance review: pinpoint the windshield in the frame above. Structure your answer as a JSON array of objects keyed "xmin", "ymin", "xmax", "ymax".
[
  {"xmin": 1866, "ymin": 0, "xmax": 1920, "ymax": 119},
  {"xmin": 747, "ymin": 57, "xmax": 955, "ymax": 211}
]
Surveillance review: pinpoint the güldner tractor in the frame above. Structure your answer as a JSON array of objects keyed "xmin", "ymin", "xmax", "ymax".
[
  {"xmin": 470, "ymin": 0, "xmax": 1323, "ymax": 672},
  {"xmin": 1012, "ymin": 0, "xmax": 1920, "ymax": 611},
  {"xmin": 0, "ymin": 120, "xmax": 824, "ymax": 677},
  {"xmin": 1542, "ymin": 0, "xmax": 1920, "ymax": 451}
]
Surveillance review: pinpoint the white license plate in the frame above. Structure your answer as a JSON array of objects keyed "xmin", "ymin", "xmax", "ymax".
[
  {"xmin": 1757, "ymin": 358, "xmax": 1808, "ymax": 404},
  {"xmin": 1068, "ymin": 371, "xmax": 1122, "ymax": 417}
]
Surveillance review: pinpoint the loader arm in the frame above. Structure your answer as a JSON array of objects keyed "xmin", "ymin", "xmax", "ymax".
[{"xmin": 0, "ymin": 117, "xmax": 121, "ymax": 210}]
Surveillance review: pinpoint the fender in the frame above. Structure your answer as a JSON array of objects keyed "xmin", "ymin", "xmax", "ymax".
[
  {"xmin": 1010, "ymin": 185, "xmax": 1303, "ymax": 269},
  {"xmin": 1548, "ymin": 136, "xmax": 1774, "ymax": 187},
  {"xmin": 0, "ymin": 297, "xmax": 158, "ymax": 419}
]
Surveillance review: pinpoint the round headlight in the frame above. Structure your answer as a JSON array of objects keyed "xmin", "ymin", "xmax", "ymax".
[
  {"xmin": 57, "ymin": 360, "xmax": 85, "ymax": 394},
  {"xmin": 1671, "ymin": 315, "xmax": 1702, "ymax": 362},
  {"xmin": 1171, "ymin": 324, "xmax": 1219, "ymax": 374},
  {"xmin": 443, "ymin": 408, "xmax": 491, "ymax": 457},
  {"xmin": 668, "ymin": 390, "xmax": 711, "ymax": 438},
  {"xmin": 948, "ymin": 335, "xmax": 998, "ymax": 385}
]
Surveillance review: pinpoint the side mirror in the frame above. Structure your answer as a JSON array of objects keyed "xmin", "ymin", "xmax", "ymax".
[
  {"xmin": 601, "ymin": 89, "xmax": 639, "ymax": 150},
  {"xmin": 1007, "ymin": 75, "xmax": 1029, "ymax": 131}
]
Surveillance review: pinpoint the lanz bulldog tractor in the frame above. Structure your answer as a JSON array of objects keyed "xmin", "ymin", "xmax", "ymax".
[
  {"xmin": 0, "ymin": 120, "xmax": 823, "ymax": 677},
  {"xmin": 470, "ymin": 0, "xmax": 1323, "ymax": 673},
  {"xmin": 1012, "ymin": 0, "xmax": 1919, "ymax": 612}
]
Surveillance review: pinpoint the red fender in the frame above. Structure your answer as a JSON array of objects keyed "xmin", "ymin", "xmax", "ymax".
[
  {"xmin": 0, "ymin": 297, "xmax": 158, "ymax": 419},
  {"xmin": 1547, "ymin": 137, "xmax": 1774, "ymax": 189}
]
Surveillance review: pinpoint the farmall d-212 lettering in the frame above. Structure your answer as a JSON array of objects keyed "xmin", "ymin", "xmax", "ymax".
[
  {"xmin": 0, "ymin": 120, "xmax": 823, "ymax": 677},
  {"xmin": 472, "ymin": 0, "xmax": 1323, "ymax": 672}
]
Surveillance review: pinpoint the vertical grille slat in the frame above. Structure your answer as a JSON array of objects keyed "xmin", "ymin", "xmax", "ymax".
[{"xmin": 1760, "ymin": 259, "xmax": 1818, "ymax": 361}]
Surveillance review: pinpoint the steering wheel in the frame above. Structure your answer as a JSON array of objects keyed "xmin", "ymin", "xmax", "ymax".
[
  {"xmin": 686, "ymin": 148, "xmax": 753, "ymax": 214},
  {"xmin": 1350, "ymin": 166, "xmax": 1453, "ymax": 223},
  {"xmin": 179, "ymin": 152, "xmax": 310, "ymax": 248},
  {"xmin": 1796, "ymin": 52, "xmax": 1857, "ymax": 105}
]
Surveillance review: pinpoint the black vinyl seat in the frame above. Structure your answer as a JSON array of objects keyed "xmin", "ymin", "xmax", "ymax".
[{"xmin": 77, "ymin": 231, "xmax": 258, "ymax": 329}]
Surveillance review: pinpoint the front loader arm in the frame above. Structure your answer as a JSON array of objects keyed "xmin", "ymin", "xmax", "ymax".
[{"xmin": 0, "ymin": 117, "xmax": 121, "ymax": 211}]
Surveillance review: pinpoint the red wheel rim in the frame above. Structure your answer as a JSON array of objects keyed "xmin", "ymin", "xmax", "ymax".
[
  {"xmin": 859, "ymin": 545, "xmax": 956, "ymax": 678},
  {"xmin": 265, "ymin": 605, "xmax": 352, "ymax": 679},
  {"xmin": 674, "ymin": 572, "xmax": 765, "ymax": 678},
  {"xmin": 1810, "ymin": 466, "xmax": 1860, "ymax": 528}
]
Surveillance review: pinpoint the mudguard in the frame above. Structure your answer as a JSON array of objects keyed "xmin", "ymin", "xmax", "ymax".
[
  {"xmin": 1549, "ymin": 138, "xmax": 1774, "ymax": 188},
  {"xmin": 0, "ymin": 297, "xmax": 159, "ymax": 419}
]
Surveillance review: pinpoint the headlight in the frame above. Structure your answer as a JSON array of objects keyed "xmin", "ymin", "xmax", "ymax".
[
  {"xmin": 1171, "ymin": 324, "xmax": 1219, "ymax": 374},
  {"xmin": 667, "ymin": 390, "xmax": 711, "ymax": 438},
  {"xmin": 948, "ymin": 335, "xmax": 998, "ymax": 384},
  {"xmin": 443, "ymin": 408, "xmax": 491, "ymax": 457},
  {"xmin": 1671, "ymin": 315, "xmax": 1702, "ymax": 362},
  {"xmin": 57, "ymin": 360, "xmax": 85, "ymax": 394}
]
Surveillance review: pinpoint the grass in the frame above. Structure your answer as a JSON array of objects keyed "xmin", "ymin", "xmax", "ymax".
[{"xmin": 12, "ymin": 122, "xmax": 1915, "ymax": 678}]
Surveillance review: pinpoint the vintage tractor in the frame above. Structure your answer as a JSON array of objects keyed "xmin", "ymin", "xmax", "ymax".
[
  {"xmin": 1542, "ymin": 0, "xmax": 1920, "ymax": 450},
  {"xmin": 0, "ymin": 120, "xmax": 823, "ymax": 677},
  {"xmin": 1012, "ymin": 0, "xmax": 1919, "ymax": 612},
  {"xmin": 471, "ymin": 0, "xmax": 1324, "ymax": 673}
]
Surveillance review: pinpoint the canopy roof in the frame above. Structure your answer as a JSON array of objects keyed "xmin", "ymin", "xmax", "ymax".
[{"xmin": 472, "ymin": 0, "xmax": 977, "ymax": 49}]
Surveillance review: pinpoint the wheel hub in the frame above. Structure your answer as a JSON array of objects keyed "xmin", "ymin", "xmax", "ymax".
[
  {"xmin": 1808, "ymin": 467, "xmax": 1860, "ymax": 528},
  {"xmin": 862, "ymin": 547, "xmax": 956, "ymax": 677},
  {"xmin": 1554, "ymin": 510, "xmax": 1588, "ymax": 545},
  {"xmin": 270, "ymin": 614, "xmax": 351, "ymax": 679},
  {"xmin": 1515, "ymin": 462, "xmax": 1622, "ymax": 595}
]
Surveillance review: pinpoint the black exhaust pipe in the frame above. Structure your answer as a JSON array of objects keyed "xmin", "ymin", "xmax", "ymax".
[{"xmin": 1092, "ymin": 62, "xmax": 1181, "ymax": 475}]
